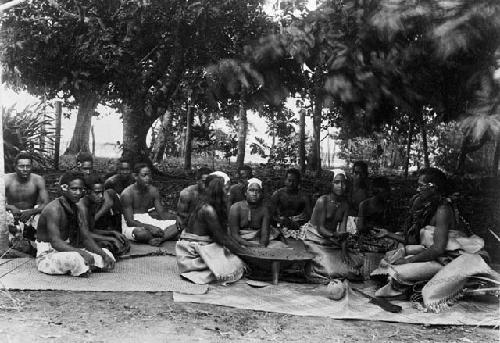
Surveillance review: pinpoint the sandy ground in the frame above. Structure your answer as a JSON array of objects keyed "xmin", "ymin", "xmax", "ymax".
[{"xmin": 0, "ymin": 291, "xmax": 497, "ymax": 343}]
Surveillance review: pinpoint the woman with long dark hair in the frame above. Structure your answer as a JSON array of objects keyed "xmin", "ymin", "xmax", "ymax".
[
  {"xmin": 176, "ymin": 172, "xmax": 247, "ymax": 285},
  {"xmin": 372, "ymin": 168, "xmax": 498, "ymax": 312}
]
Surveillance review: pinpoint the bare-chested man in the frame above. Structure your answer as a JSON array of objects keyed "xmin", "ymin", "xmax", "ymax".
[
  {"xmin": 121, "ymin": 163, "xmax": 178, "ymax": 246},
  {"xmin": 228, "ymin": 165, "xmax": 252, "ymax": 206},
  {"xmin": 176, "ymin": 172, "xmax": 246, "ymax": 284},
  {"xmin": 36, "ymin": 172, "xmax": 115, "ymax": 276},
  {"xmin": 270, "ymin": 168, "xmax": 311, "ymax": 235},
  {"xmin": 76, "ymin": 152, "xmax": 95, "ymax": 176},
  {"xmin": 104, "ymin": 158, "xmax": 135, "ymax": 195},
  {"xmin": 356, "ymin": 176, "xmax": 392, "ymax": 234},
  {"xmin": 348, "ymin": 161, "xmax": 370, "ymax": 216},
  {"xmin": 229, "ymin": 178, "xmax": 279, "ymax": 247},
  {"xmin": 82, "ymin": 175, "xmax": 130, "ymax": 256},
  {"xmin": 176, "ymin": 167, "xmax": 212, "ymax": 231},
  {"xmin": 5, "ymin": 152, "xmax": 50, "ymax": 251}
]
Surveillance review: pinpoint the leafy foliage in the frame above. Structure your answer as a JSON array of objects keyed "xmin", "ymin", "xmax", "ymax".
[{"xmin": 2, "ymin": 103, "xmax": 54, "ymax": 172}]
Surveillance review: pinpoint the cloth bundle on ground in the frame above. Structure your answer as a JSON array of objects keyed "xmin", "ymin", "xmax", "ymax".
[
  {"xmin": 176, "ymin": 231, "xmax": 246, "ymax": 285},
  {"xmin": 35, "ymin": 240, "xmax": 115, "ymax": 277},
  {"xmin": 7, "ymin": 210, "xmax": 39, "ymax": 254},
  {"xmin": 372, "ymin": 225, "xmax": 499, "ymax": 312},
  {"xmin": 121, "ymin": 213, "xmax": 176, "ymax": 241}
]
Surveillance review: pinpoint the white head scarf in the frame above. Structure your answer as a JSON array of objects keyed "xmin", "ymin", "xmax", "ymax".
[
  {"xmin": 209, "ymin": 171, "xmax": 230, "ymax": 185},
  {"xmin": 247, "ymin": 177, "xmax": 263, "ymax": 188},
  {"xmin": 332, "ymin": 169, "xmax": 346, "ymax": 178}
]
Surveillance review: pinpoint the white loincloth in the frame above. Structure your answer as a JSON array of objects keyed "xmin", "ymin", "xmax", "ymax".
[
  {"xmin": 121, "ymin": 213, "xmax": 176, "ymax": 241},
  {"xmin": 35, "ymin": 240, "xmax": 115, "ymax": 277}
]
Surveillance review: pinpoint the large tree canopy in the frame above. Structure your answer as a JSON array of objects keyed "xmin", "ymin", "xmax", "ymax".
[{"xmin": 1, "ymin": 0, "xmax": 275, "ymax": 164}]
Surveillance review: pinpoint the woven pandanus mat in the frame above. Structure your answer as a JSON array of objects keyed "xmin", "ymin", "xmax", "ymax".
[{"xmin": 0, "ymin": 256, "xmax": 207, "ymax": 294}]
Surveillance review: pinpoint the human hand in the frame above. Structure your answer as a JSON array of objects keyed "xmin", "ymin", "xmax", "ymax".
[
  {"xmin": 81, "ymin": 251, "xmax": 95, "ymax": 267},
  {"xmin": 19, "ymin": 209, "xmax": 35, "ymax": 222},
  {"xmin": 147, "ymin": 225, "xmax": 164, "ymax": 237},
  {"xmin": 10, "ymin": 207, "xmax": 21, "ymax": 219},
  {"xmin": 393, "ymin": 257, "xmax": 409, "ymax": 265},
  {"xmin": 111, "ymin": 231, "xmax": 127, "ymax": 245}
]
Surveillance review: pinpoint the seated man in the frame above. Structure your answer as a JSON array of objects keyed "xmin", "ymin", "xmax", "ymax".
[
  {"xmin": 76, "ymin": 152, "xmax": 95, "ymax": 176},
  {"xmin": 104, "ymin": 158, "xmax": 135, "ymax": 195},
  {"xmin": 346, "ymin": 161, "xmax": 371, "ymax": 233},
  {"xmin": 5, "ymin": 152, "xmax": 50, "ymax": 253},
  {"xmin": 82, "ymin": 175, "xmax": 130, "ymax": 256},
  {"xmin": 36, "ymin": 172, "xmax": 115, "ymax": 277},
  {"xmin": 270, "ymin": 168, "xmax": 312, "ymax": 237},
  {"xmin": 229, "ymin": 178, "xmax": 281, "ymax": 248},
  {"xmin": 356, "ymin": 177, "xmax": 392, "ymax": 234},
  {"xmin": 339, "ymin": 177, "xmax": 399, "ymax": 260},
  {"xmin": 176, "ymin": 172, "xmax": 247, "ymax": 284},
  {"xmin": 228, "ymin": 165, "xmax": 252, "ymax": 206},
  {"xmin": 121, "ymin": 163, "xmax": 178, "ymax": 246},
  {"xmin": 176, "ymin": 167, "xmax": 212, "ymax": 232}
]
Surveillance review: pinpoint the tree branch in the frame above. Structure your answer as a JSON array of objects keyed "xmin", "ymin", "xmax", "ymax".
[{"xmin": 0, "ymin": 0, "xmax": 27, "ymax": 12}]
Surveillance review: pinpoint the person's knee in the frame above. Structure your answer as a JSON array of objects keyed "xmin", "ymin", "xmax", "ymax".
[{"xmin": 133, "ymin": 228, "xmax": 153, "ymax": 243}]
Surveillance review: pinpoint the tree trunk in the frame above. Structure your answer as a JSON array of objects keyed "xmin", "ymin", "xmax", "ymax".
[
  {"xmin": 184, "ymin": 105, "xmax": 193, "ymax": 171},
  {"xmin": 0, "ymin": 103, "xmax": 8, "ymax": 255},
  {"xmin": 404, "ymin": 120, "xmax": 413, "ymax": 179},
  {"xmin": 299, "ymin": 109, "xmax": 306, "ymax": 174},
  {"xmin": 54, "ymin": 101, "xmax": 62, "ymax": 170},
  {"xmin": 122, "ymin": 105, "xmax": 154, "ymax": 167},
  {"xmin": 311, "ymin": 96, "xmax": 322, "ymax": 177},
  {"xmin": 492, "ymin": 134, "xmax": 500, "ymax": 176},
  {"xmin": 152, "ymin": 110, "xmax": 173, "ymax": 163},
  {"xmin": 421, "ymin": 116, "xmax": 430, "ymax": 168},
  {"xmin": 90, "ymin": 125, "xmax": 95, "ymax": 157},
  {"xmin": 64, "ymin": 92, "xmax": 99, "ymax": 154},
  {"xmin": 236, "ymin": 100, "xmax": 248, "ymax": 169}
]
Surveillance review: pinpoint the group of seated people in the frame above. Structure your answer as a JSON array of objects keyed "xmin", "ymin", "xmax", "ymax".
[{"xmin": 6, "ymin": 151, "xmax": 498, "ymax": 311}]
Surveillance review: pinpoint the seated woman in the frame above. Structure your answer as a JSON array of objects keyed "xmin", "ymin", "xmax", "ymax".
[
  {"xmin": 228, "ymin": 178, "xmax": 283, "ymax": 248},
  {"xmin": 176, "ymin": 172, "xmax": 247, "ymax": 285},
  {"xmin": 298, "ymin": 171, "xmax": 364, "ymax": 282},
  {"xmin": 372, "ymin": 168, "xmax": 498, "ymax": 311}
]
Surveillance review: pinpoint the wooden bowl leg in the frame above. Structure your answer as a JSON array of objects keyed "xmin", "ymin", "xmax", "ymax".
[{"xmin": 271, "ymin": 261, "xmax": 280, "ymax": 285}]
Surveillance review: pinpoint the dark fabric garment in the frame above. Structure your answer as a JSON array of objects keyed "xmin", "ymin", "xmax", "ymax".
[{"xmin": 57, "ymin": 196, "xmax": 82, "ymax": 247}]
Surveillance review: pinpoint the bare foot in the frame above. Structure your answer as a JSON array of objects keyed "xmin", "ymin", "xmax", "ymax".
[{"xmin": 148, "ymin": 238, "xmax": 164, "ymax": 247}]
